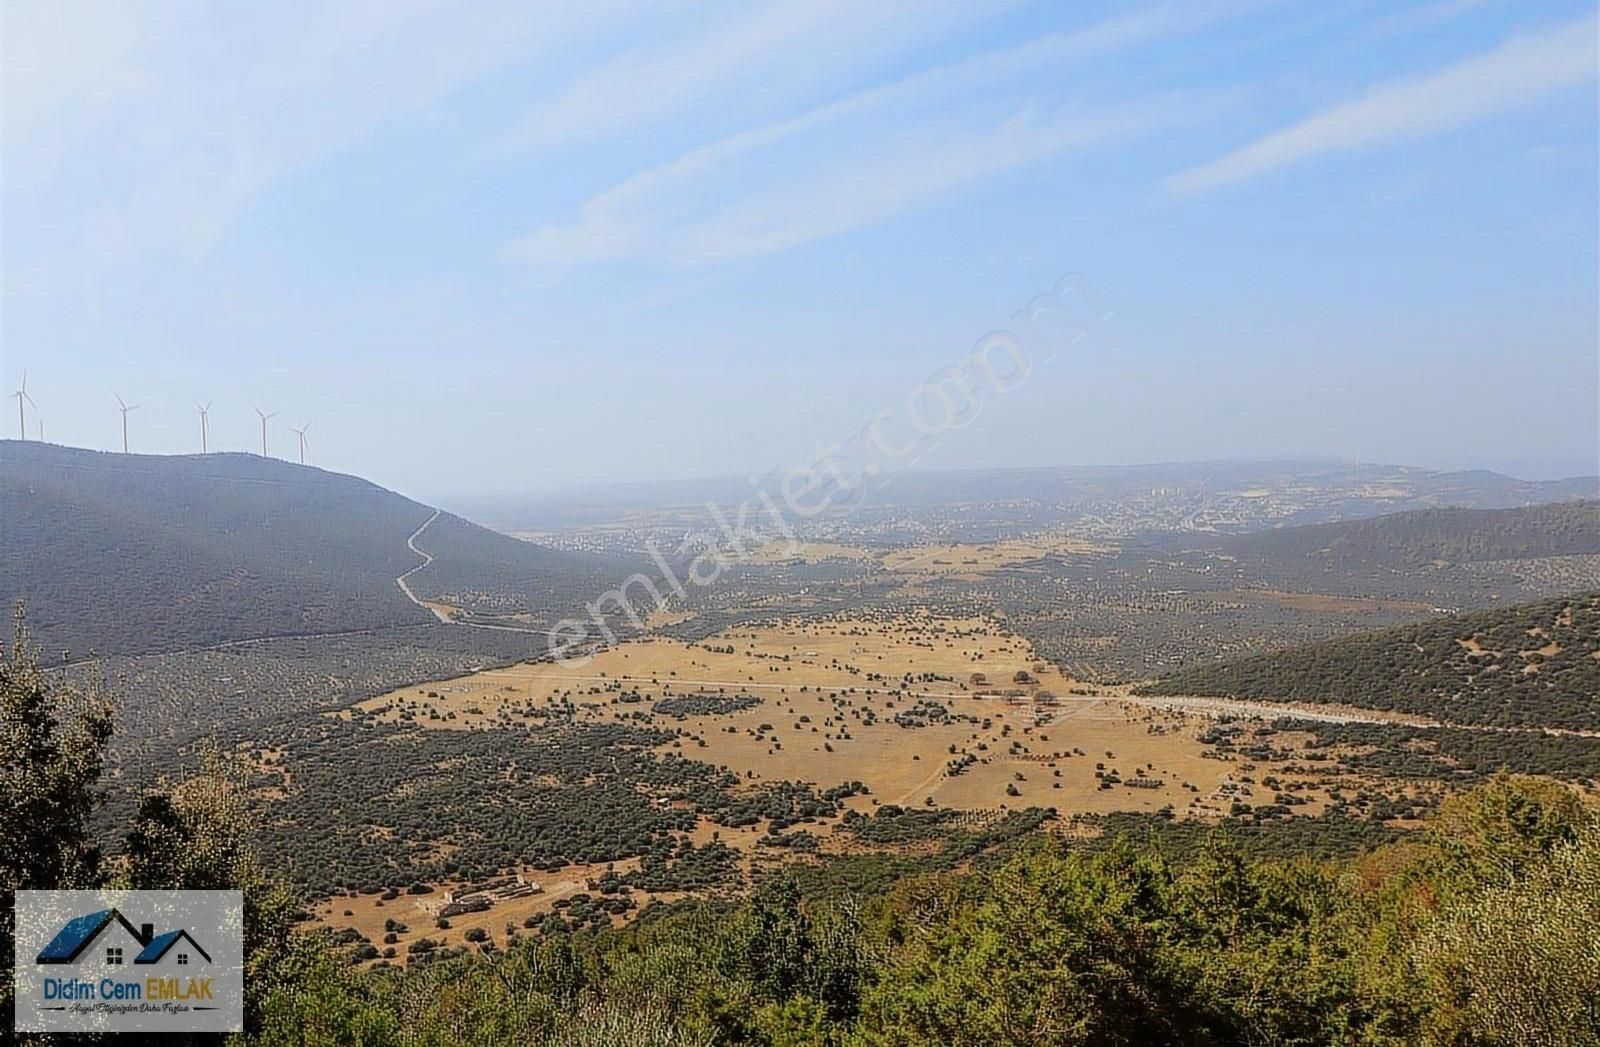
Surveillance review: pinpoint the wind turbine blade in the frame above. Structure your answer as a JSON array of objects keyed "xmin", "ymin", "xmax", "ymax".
[
  {"xmin": 22, "ymin": 392, "xmax": 36, "ymax": 408},
  {"xmin": 115, "ymin": 393, "xmax": 127, "ymax": 410},
  {"xmin": 127, "ymin": 404, "xmax": 141, "ymax": 412}
]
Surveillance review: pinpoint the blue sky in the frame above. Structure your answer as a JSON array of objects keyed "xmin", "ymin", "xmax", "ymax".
[{"xmin": 3, "ymin": 0, "xmax": 1596, "ymax": 499}]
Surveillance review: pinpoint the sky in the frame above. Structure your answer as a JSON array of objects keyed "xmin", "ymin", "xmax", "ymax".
[{"xmin": 3, "ymin": 0, "xmax": 1597, "ymax": 501}]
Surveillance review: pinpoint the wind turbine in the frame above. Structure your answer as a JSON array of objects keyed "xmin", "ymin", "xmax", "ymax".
[
  {"xmin": 114, "ymin": 394, "xmax": 140, "ymax": 453},
  {"xmin": 11, "ymin": 371, "xmax": 35, "ymax": 440},
  {"xmin": 254, "ymin": 406, "xmax": 277, "ymax": 456},
  {"xmin": 290, "ymin": 422, "xmax": 311, "ymax": 465},
  {"xmin": 196, "ymin": 402, "xmax": 212, "ymax": 453}
]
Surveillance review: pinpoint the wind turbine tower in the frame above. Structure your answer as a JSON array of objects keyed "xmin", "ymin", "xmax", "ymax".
[
  {"xmin": 197, "ymin": 402, "xmax": 212, "ymax": 453},
  {"xmin": 254, "ymin": 406, "xmax": 277, "ymax": 457},
  {"xmin": 290, "ymin": 422, "xmax": 311, "ymax": 465},
  {"xmin": 114, "ymin": 394, "xmax": 140, "ymax": 453},
  {"xmin": 11, "ymin": 371, "xmax": 35, "ymax": 440}
]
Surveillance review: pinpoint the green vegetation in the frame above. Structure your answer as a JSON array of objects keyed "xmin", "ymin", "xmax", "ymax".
[
  {"xmin": 7, "ymin": 455, "xmax": 1600, "ymax": 1044},
  {"xmin": 1, "ymin": 444, "xmax": 432, "ymax": 655},
  {"xmin": 398, "ymin": 510, "xmax": 626, "ymax": 625},
  {"xmin": 244, "ymin": 717, "xmax": 705, "ymax": 893},
  {"xmin": 9, "ymin": 607, "xmax": 1600, "ymax": 1045},
  {"xmin": 995, "ymin": 501, "xmax": 1598, "ymax": 681},
  {"xmin": 0, "ymin": 442, "xmax": 620, "ymax": 657},
  {"xmin": 1077, "ymin": 808, "xmax": 1405, "ymax": 862},
  {"xmin": 1140, "ymin": 592, "xmax": 1600, "ymax": 729},
  {"xmin": 2, "ymin": 610, "xmax": 299, "ymax": 1037},
  {"xmin": 1280, "ymin": 720, "xmax": 1600, "ymax": 782},
  {"xmin": 196, "ymin": 711, "xmax": 860, "ymax": 895},
  {"xmin": 654, "ymin": 694, "xmax": 763, "ymax": 719},
  {"xmin": 256, "ymin": 777, "xmax": 1595, "ymax": 1046},
  {"xmin": 1212, "ymin": 500, "xmax": 1600, "ymax": 572}
]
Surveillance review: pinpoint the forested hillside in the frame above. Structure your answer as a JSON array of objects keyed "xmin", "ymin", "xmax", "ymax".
[
  {"xmin": 1209, "ymin": 501, "xmax": 1599, "ymax": 573},
  {"xmin": 12, "ymin": 624, "xmax": 1599, "ymax": 1047},
  {"xmin": 401, "ymin": 511, "xmax": 623, "ymax": 623},
  {"xmin": 1139, "ymin": 592, "xmax": 1600, "ymax": 730},
  {"xmin": 0, "ymin": 442, "xmax": 617, "ymax": 657}
]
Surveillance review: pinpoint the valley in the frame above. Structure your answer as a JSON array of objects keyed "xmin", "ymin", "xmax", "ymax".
[{"xmin": 6, "ymin": 443, "xmax": 1597, "ymax": 974}]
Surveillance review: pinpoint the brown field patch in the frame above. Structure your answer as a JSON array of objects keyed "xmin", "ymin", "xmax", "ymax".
[
  {"xmin": 345, "ymin": 614, "xmax": 1276, "ymax": 816},
  {"xmin": 746, "ymin": 540, "xmax": 876, "ymax": 564},
  {"xmin": 881, "ymin": 537, "xmax": 1109, "ymax": 576},
  {"xmin": 317, "ymin": 614, "xmax": 1382, "ymax": 961}
]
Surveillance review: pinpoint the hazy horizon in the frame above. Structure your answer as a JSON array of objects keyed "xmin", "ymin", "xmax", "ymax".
[
  {"xmin": 5, "ymin": 1, "xmax": 1597, "ymax": 497},
  {"xmin": 4, "ymin": 438, "xmax": 1596, "ymax": 517},
  {"xmin": 6, "ymin": 6, "xmax": 1600, "ymax": 1040}
]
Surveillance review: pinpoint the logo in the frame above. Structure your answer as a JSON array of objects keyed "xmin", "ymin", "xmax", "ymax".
[{"xmin": 13, "ymin": 890, "xmax": 243, "ymax": 1034}]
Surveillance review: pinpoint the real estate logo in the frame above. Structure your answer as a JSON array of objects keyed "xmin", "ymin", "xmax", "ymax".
[{"xmin": 13, "ymin": 890, "xmax": 244, "ymax": 1034}]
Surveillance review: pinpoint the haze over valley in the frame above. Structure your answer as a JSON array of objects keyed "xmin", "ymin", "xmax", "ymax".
[{"xmin": 4, "ymin": 1, "xmax": 1598, "ymax": 1042}]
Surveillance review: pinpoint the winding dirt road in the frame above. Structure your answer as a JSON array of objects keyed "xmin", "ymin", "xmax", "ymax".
[
  {"xmin": 396, "ymin": 509, "xmax": 449, "ymax": 621},
  {"xmin": 394, "ymin": 509, "xmax": 551, "ymax": 636}
]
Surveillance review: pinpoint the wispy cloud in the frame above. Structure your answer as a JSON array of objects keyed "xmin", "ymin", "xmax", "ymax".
[
  {"xmin": 506, "ymin": 2, "xmax": 1242, "ymax": 267},
  {"xmin": 673, "ymin": 102, "xmax": 1175, "ymax": 268},
  {"xmin": 1168, "ymin": 12, "xmax": 1598, "ymax": 195},
  {"xmin": 2, "ymin": 0, "xmax": 643, "ymax": 260},
  {"xmin": 496, "ymin": 0, "xmax": 1000, "ymax": 154}
]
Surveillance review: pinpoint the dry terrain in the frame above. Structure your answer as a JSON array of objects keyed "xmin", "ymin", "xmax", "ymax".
[
  {"xmin": 741, "ymin": 536, "xmax": 1109, "ymax": 576},
  {"xmin": 318, "ymin": 613, "xmax": 1379, "ymax": 961}
]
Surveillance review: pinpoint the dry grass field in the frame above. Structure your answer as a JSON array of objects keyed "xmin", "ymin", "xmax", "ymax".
[
  {"xmin": 320, "ymin": 613, "xmax": 1372, "ymax": 960},
  {"xmin": 880, "ymin": 536, "xmax": 1108, "ymax": 575},
  {"xmin": 741, "ymin": 536, "xmax": 1108, "ymax": 575},
  {"xmin": 343, "ymin": 612, "xmax": 1346, "ymax": 815},
  {"xmin": 312, "ymin": 857, "xmax": 645, "ymax": 958},
  {"xmin": 745, "ymin": 540, "xmax": 877, "ymax": 564}
]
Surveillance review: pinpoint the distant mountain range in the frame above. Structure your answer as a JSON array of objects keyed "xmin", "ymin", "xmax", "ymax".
[
  {"xmin": 4, "ymin": 442, "xmax": 1594, "ymax": 662},
  {"xmin": 0, "ymin": 441, "xmax": 621, "ymax": 658},
  {"xmin": 448, "ymin": 459, "xmax": 1598, "ymax": 532}
]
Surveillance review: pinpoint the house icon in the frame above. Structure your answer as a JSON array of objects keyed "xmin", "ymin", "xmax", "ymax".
[{"xmin": 35, "ymin": 909, "xmax": 212, "ymax": 967}]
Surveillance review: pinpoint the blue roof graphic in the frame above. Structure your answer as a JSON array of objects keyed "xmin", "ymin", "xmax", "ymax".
[
  {"xmin": 135, "ymin": 928, "xmax": 212, "ymax": 965},
  {"xmin": 34, "ymin": 906, "xmax": 210, "ymax": 965},
  {"xmin": 35, "ymin": 909, "xmax": 118, "ymax": 963}
]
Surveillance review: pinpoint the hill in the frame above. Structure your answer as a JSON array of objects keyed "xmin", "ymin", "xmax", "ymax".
[
  {"xmin": 1205, "ymin": 501, "xmax": 1600, "ymax": 572},
  {"xmin": 0, "ymin": 441, "xmax": 622, "ymax": 657},
  {"xmin": 1137, "ymin": 592, "xmax": 1600, "ymax": 730},
  {"xmin": 397, "ymin": 511, "xmax": 623, "ymax": 624}
]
